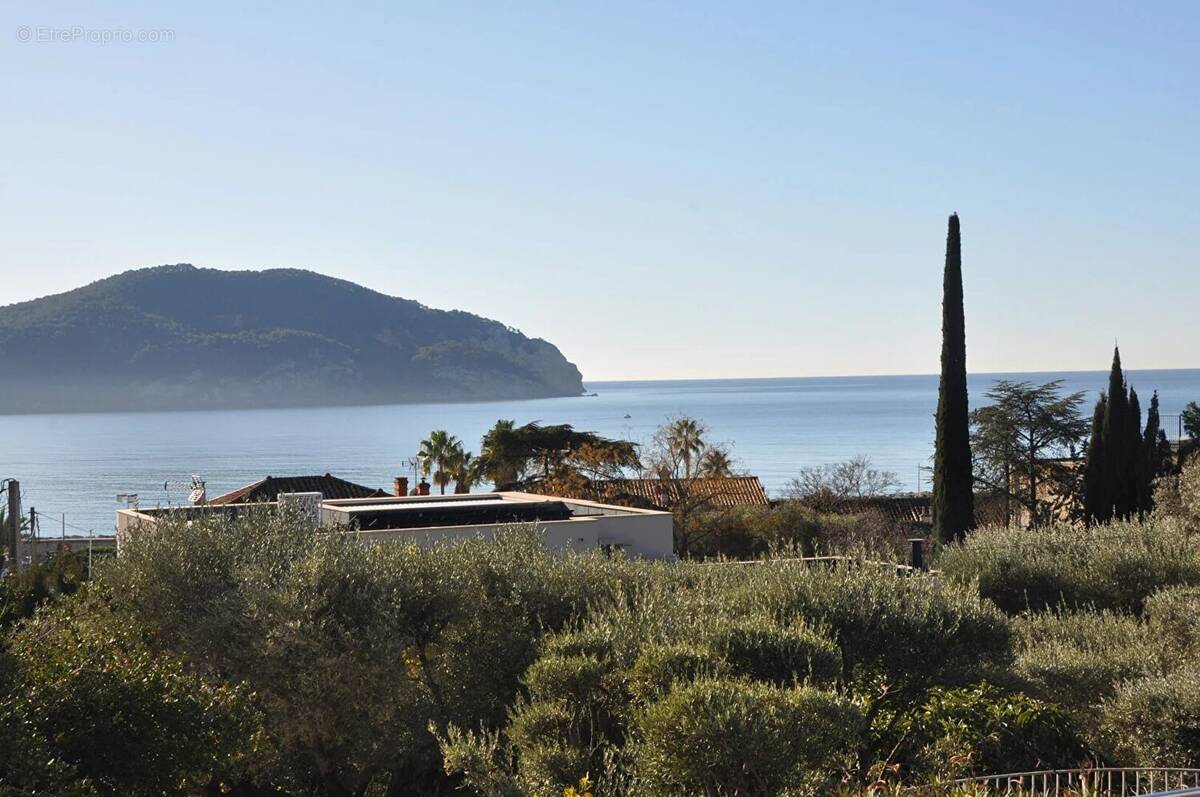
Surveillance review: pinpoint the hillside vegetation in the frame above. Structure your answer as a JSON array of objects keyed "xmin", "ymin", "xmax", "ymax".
[{"xmin": 0, "ymin": 264, "xmax": 583, "ymax": 412}]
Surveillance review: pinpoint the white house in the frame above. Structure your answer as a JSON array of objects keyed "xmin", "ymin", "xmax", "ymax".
[{"xmin": 117, "ymin": 491, "xmax": 675, "ymax": 560}]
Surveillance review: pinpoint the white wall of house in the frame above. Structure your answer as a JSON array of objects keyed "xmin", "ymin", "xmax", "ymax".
[{"xmin": 349, "ymin": 512, "xmax": 674, "ymax": 560}]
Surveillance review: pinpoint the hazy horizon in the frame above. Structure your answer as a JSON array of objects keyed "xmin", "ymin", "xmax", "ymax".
[{"xmin": 5, "ymin": 2, "xmax": 1198, "ymax": 381}]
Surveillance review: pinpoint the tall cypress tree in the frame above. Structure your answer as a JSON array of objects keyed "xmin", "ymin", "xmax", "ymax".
[
  {"xmin": 1124, "ymin": 387, "xmax": 1142, "ymax": 518},
  {"xmin": 1157, "ymin": 429, "xmax": 1174, "ymax": 476},
  {"xmin": 1142, "ymin": 391, "xmax": 1164, "ymax": 514},
  {"xmin": 1083, "ymin": 392, "xmax": 1108, "ymax": 523},
  {"xmin": 1101, "ymin": 347, "xmax": 1128, "ymax": 521},
  {"xmin": 932, "ymin": 213, "xmax": 974, "ymax": 543}
]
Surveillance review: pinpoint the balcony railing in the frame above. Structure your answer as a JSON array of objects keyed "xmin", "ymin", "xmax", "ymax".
[{"xmin": 915, "ymin": 767, "xmax": 1200, "ymax": 796}]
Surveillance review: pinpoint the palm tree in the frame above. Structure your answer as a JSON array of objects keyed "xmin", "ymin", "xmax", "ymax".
[
  {"xmin": 417, "ymin": 430, "xmax": 461, "ymax": 495},
  {"xmin": 698, "ymin": 448, "xmax": 734, "ymax": 478},
  {"xmin": 448, "ymin": 450, "xmax": 482, "ymax": 494},
  {"xmin": 666, "ymin": 417, "xmax": 706, "ymax": 479},
  {"xmin": 480, "ymin": 419, "xmax": 524, "ymax": 489}
]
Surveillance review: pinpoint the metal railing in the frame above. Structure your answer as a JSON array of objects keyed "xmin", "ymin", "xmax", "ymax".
[{"xmin": 920, "ymin": 768, "xmax": 1200, "ymax": 796}]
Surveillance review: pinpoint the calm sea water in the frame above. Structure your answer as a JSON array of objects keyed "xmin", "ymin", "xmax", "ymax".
[{"xmin": 3, "ymin": 369, "xmax": 1198, "ymax": 535}]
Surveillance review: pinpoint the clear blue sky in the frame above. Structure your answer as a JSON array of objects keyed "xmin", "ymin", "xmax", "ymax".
[{"xmin": 3, "ymin": 2, "xmax": 1197, "ymax": 380}]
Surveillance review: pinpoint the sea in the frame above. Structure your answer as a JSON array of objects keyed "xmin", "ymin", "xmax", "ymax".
[{"xmin": 2, "ymin": 369, "xmax": 1198, "ymax": 536}]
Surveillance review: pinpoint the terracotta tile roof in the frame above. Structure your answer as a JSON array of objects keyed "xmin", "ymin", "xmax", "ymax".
[
  {"xmin": 823, "ymin": 494, "xmax": 931, "ymax": 524},
  {"xmin": 589, "ymin": 476, "xmax": 770, "ymax": 510},
  {"xmin": 208, "ymin": 473, "xmax": 388, "ymax": 505}
]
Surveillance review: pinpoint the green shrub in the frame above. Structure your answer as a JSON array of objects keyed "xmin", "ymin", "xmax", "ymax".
[
  {"xmin": 1013, "ymin": 610, "xmax": 1163, "ymax": 723},
  {"xmin": 39, "ymin": 510, "xmax": 1189, "ymax": 794},
  {"xmin": 687, "ymin": 503, "xmax": 877, "ymax": 559},
  {"xmin": 1, "ymin": 596, "xmax": 259, "ymax": 797},
  {"xmin": 627, "ymin": 643, "xmax": 727, "ymax": 702},
  {"xmin": 0, "ymin": 550, "xmax": 87, "ymax": 630},
  {"xmin": 940, "ymin": 520, "xmax": 1200, "ymax": 614},
  {"xmin": 885, "ymin": 683, "xmax": 1090, "ymax": 779},
  {"xmin": 1102, "ymin": 664, "xmax": 1200, "ymax": 767},
  {"xmin": 706, "ymin": 614, "xmax": 841, "ymax": 686},
  {"xmin": 435, "ymin": 726, "xmax": 523, "ymax": 797},
  {"xmin": 723, "ymin": 560, "xmax": 1012, "ymax": 693},
  {"xmin": 507, "ymin": 700, "xmax": 591, "ymax": 787},
  {"xmin": 541, "ymin": 627, "xmax": 618, "ymax": 662},
  {"xmin": 102, "ymin": 516, "xmax": 666, "ymax": 795},
  {"xmin": 631, "ymin": 677, "xmax": 861, "ymax": 796},
  {"xmin": 1153, "ymin": 455, "xmax": 1200, "ymax": 534},
  {"xmin": 524, "ymin": 654, "xmax": 609, "ymax": 703},
  {"xmin": 456, "ymin": 561, "xmax": 1007, "ymax": 796},
  {"xmin": 1144, "ymin": 585, "xmax": 1200, "ymax": 653}
]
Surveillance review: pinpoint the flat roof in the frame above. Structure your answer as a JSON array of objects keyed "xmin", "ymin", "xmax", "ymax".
[
  {"xmin": 329, "ymin": 497, "xmax": 525, "ymax": 513},
  {"xmin": 325, "ymin": 496, "xmax": 575, "ymax": 531},
  {"xmin": 118, "ymin": 492, "xmax": 670, "ymax": 532}
]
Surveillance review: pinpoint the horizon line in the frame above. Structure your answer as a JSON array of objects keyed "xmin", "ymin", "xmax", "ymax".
[{"xmin": 583, "ymin": 365, "xmax": 1200, "ymax": 384}]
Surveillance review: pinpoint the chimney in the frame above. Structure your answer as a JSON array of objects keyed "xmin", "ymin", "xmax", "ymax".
[
  {"xmin": 394, "ymin": 477, "xmax": 409, "ymax": 497},
  {"xmin": 418, "ymin": 480, "xmax": 431, "ymax": 496}
]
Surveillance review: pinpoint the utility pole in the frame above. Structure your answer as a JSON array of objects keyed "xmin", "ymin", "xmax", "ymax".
[{"xmin": 5, "ymin": 479, "xmax": 21, "ymax": 571}]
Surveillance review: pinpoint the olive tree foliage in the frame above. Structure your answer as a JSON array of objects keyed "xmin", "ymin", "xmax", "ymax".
[
  {"xmin": 940, "ymin": 514, "xmax": 1200, "ymax": 768},
  {"xmin": 683, "ymin": 503, "xmax": 910, "ymax": 561},
  {"xmin": 1099, "ymin": 586, "xmax": 1200, "ymax": 767},
  {"xmin": 633, "ymin": 678, "xmax": 861, "ymax": 797},
  {"xmin": 939, "ymin": 518, "xmax": 1200, "ymax": 615},
  {"xmin": 99, "ymin": 511, "xmax": 658, "ymax": 796},
  {"xmin": 0, "ymin": 592, "xmax": 258, "ymax": 797},
  {"xmin": 439, "ymin": 560, "xmax": 1011, "ymax": 796},
  {"xmin": 1004, "ymin": 587, "xmax": 1200, "ymax": 767},
  {"xmin": 1153, "ymin": 454, "xmax": 1200, "ymax": 534}
]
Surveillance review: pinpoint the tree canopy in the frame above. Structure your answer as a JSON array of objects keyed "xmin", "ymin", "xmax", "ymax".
[
  {"xmin": 970, "ymin": 380, "xmax": 1088, "ymax": 527},
  {"xmin": 476, "ymin": 420, "xmax": 640, "ymax": 492}
]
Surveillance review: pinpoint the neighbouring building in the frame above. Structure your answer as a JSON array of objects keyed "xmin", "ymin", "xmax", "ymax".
[
  {"xmin": 823, "ymin": 494, "xmax": 932, "ymax": 526},
  {"xmin": 537, "ymin": 475, "xmax": 771, "ymax": 512},
  {"xmin": 117, "ymin": 491, "xmax": 675, "ymax": 559},
  {"xmin": 208, "ymin": 473, "xmax": 390, "ymax": 504}
]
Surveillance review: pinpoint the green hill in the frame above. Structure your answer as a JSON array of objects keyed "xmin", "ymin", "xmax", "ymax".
[{"xmin": 0, "ymin": 265, "xmax": 584, "ymax": 413}]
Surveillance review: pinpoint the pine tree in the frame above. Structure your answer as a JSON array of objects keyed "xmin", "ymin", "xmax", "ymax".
[
  {"xmin": 1101, "ymin": 347, "xmax": 1128, "ymax": 521},
  {"xmin": 932, "ymin": 213, "xmax": 974, "ymax": 543},
  {"xmin": 1124, "ymin": 387, "xmax": 1143, "ymax": 518},
  {"xmin": 1083, "ymin": 392, "xmax": 1108, "ymax": 523}
]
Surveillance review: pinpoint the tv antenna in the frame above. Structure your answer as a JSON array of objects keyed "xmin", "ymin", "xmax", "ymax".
[{"xmin": 188, "ymin": 475, "xmax": 207, "ymax": 506}]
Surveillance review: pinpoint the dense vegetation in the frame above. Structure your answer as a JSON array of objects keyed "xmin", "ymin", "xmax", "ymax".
[
  {"xmin": 0, "ymin": 265, "xmax": 583, "ymax": 412},
  {"xmin": 0, "ymin": 458, "xmax": 1196, "ymax": 796},
  {"xmin": 680, "ymin": 502, "xmax": 913, "ymax": 560}
]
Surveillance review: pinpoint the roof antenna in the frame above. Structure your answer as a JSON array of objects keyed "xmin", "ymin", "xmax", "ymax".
[{"xmin": 189, "ymin": 475, "xmax": 207, "ymax": 506}]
